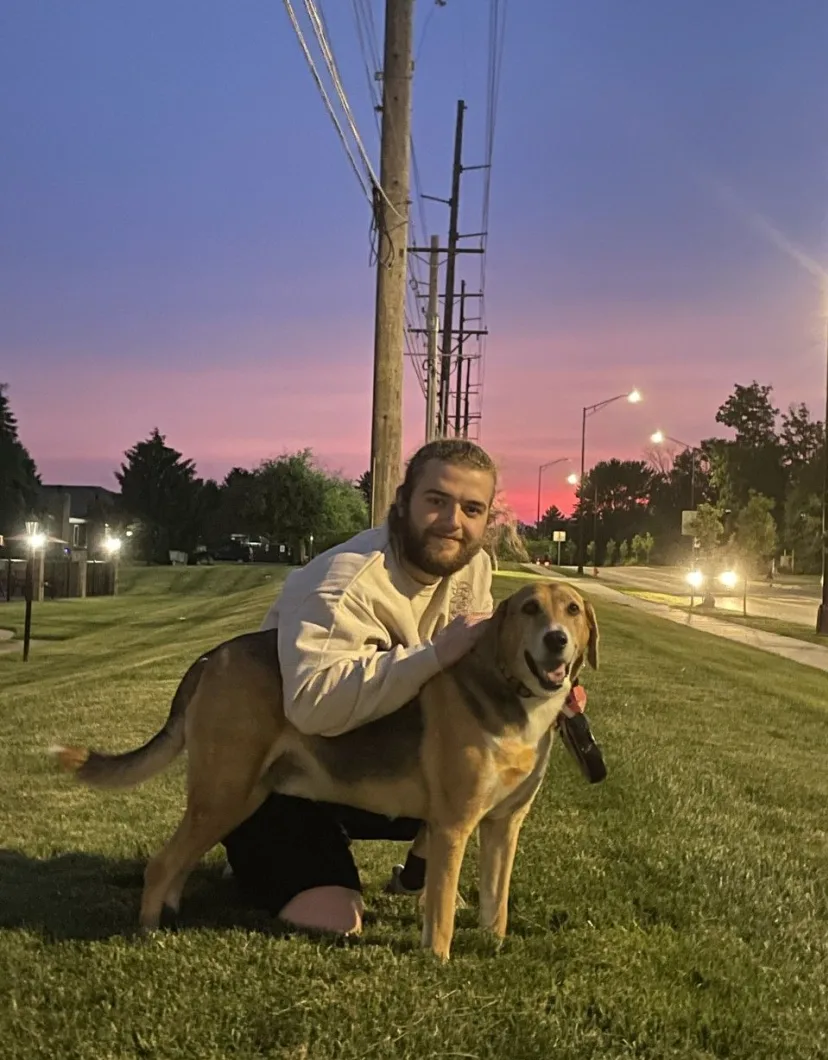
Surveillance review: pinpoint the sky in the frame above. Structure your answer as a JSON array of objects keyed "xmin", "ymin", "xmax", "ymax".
[{"xmin": 2, "ymin": 0, "xmax": 827, "ymax": 523}]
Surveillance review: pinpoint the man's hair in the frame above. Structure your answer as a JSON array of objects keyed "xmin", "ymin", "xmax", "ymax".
[{"xmin": 387, "ymin": 438, "xmax": 498, "ymax": 536}]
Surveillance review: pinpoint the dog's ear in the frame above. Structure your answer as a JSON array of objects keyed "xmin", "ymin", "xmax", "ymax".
[{"xmin": 585, "ymin": 598, "xmax": 599, "ymax": 670}]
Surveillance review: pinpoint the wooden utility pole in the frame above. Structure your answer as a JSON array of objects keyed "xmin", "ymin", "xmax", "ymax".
[
  {"xmin": 425, "ymin": 234, "xmax": 440, "ymax": 443},
  {"xmin": 437, "ymin": 100, "xmax": 465, "ymax": 436},
  {"xmin": 453, "ymin": 280, "xmax": 466, "ymax": 435},
  {"xmin": 370, "ymin": 0, "xmax": 414, "ymax": 526}
]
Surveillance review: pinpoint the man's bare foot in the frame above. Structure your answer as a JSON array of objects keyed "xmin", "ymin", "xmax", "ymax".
[{"xmin": 279, "ymin": 886, "xmax": 364, "ymax": 935}]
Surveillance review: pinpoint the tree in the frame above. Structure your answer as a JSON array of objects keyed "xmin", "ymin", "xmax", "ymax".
[
  {"xmin": 586, "ymin": 540, "xmax": 595, "ymax": 564},
  {"xmin": 245, "ymin": 451, "xmax": 369, "ymax": 560},
  {"xmin": 780, "ymin": 403, "xmax": 823, "ymax": 470},
  {"xmin": 784, "ymin": 491, "xmax": 822, "ymax": 573},
  {"xmin": 203, "ymin": 467, "xmax": 262, "ymax": 544},
  {"xmin": 0, "ymin": 383, "xmax": 41, "ymax": 539},
  {"xmin": 564, "ymin": 539, "xmax": 577, "ymax": 564},
  {"xmin": 356, "ymin": 469, "xmax": 372, "ymax": 511},
  {"xmin": 604, "ymin": 538, "xmax": 617, "ymax": 566},
  {"xmin": 536, "ymin": 504, "xmax": 566, "ymax": 539},
  {"xmin": 318, "ymin": 475, "xmax": 369, "ymax": 549},
  {"xmin": 116, "ymin": 429, "xmax": 202, "ymax": 563},
  {"xmin": 782, "ymin": 441, "xmax": 825, "ymax": 572},
  {"xmin": 0, "ymin": 383, "xmax": 20, "ymax": 437},
  {"xmin": 708, "ymin": 383, "xmax": 785, "ymax": 513},
  {"xmin": 485, "ymin": 492, "xmax": 529, "ymax": 570},
  {"xmin": 687, "ymin": 503, "xmax": 724, "ymax": 561},
  {"xmin": 253, "ymin": 451, "xmax": 328, "ymax": 560},
  {"xmin": 575, "ymin": 460, "xmax": 655, "ymax": 562},
  {"xmin": 630, "ymin": 531, "xmax": 655, "ymax": 565},
  {"xmin": 735, "ymin": 492, "xmax": 777, "ymax": 576},
  {"xmin": 715, "ymin": 381, "xmax": 778, "ymax": 447},
  {"xmin": 618, "ymin": 540, "xmax": 629, "ymax": 565}
]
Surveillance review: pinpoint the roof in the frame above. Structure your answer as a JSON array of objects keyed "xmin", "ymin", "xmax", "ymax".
[{"xmin": 39, "ymin": 484, "xmax": 120, "ymax": 520}]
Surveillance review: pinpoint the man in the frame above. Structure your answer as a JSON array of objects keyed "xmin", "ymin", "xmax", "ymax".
[{"xmin": 222, "ymin": 438, "xmax": 497, "ymax": 935}]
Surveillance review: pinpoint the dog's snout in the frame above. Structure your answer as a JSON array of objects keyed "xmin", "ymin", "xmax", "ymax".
[{"xmin": 543, "ymin": 628, "xmax": 568, "ymax": 653}]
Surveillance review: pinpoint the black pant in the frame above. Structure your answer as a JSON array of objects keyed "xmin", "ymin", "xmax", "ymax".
[{"xmin": 222, "ymin": 793, "xmax": 423, "ymax": 915}]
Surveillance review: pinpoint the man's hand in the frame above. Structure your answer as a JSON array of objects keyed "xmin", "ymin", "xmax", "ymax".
[{"xmin": 433, "ymin": 612, "xmax": 492, "ymax": 670}]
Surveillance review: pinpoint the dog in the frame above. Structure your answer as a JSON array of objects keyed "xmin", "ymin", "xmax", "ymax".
[{"xmin": 54, "ymin": 581, "xmax": 599, "ymax": 961}]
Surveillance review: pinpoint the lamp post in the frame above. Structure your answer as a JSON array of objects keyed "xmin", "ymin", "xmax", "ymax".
[
  {"xmin": 536, "ymin": 458, "xmax": 570, "ymax": 527},
  {"xmin": 23, "ymin": 521, "xmax": 45, "ymax": 663},
  {"xmin": 818, "ymin": 329, "xmax": 828, "ymax": 634},
  {"xmin": 650, "ymin": 431, "xmax": 698, "ymax": 510},
  {"xmin": 577, "ymin": 389, "xmax": 642, "ymax": 574}
]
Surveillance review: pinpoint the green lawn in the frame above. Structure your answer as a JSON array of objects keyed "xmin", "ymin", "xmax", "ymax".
[{"xmin": 1, "ymin": 568, "xmax": 827, "ymax": 1058}]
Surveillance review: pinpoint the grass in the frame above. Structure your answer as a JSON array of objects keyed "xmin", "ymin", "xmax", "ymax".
[
  {"xmin": 614, "ymin": 588, "xmax": 828, "ymax": 647},
  {"xmin": 1, "ymin": 569, "xmax": 828, "ymax": 1058}
]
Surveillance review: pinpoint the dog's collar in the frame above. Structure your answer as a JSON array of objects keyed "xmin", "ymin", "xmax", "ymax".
[
  {"xmin": 498, "ymin": 664, "xmax": 584, "ymax": 704},
  {"xmin": 499, "ymin": 663, "xmax": 534, "ymax": 699}
]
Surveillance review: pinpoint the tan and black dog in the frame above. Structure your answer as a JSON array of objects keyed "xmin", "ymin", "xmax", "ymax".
[{"xmin": 54, "ymin": 581, "xmax": 598, "ymax": 961}]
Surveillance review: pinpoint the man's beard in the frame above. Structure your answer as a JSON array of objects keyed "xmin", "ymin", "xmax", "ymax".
[{"xmin": 398, "ymin": 518, "xmax": 483, "ymax": 578}]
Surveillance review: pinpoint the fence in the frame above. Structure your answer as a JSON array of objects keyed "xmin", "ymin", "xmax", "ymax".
[{"xmin": 0, "ymin": 557, "xmax": 118, "ymax": 601}]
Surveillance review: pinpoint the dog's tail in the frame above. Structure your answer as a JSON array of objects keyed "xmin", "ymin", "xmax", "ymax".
[{"xmin": 51, "ymin": 651, "xmax": 210, "ymax": 790}]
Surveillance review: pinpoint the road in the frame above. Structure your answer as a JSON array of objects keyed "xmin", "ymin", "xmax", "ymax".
[{"xmin": 553, "ymin": 565, "xmax": 821, "ymax": 628}]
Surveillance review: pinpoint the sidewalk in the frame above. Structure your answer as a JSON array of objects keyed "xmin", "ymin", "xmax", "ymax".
[{"xmin": 524, "ymin": 565, "xmax": 828, "ymax": 675}]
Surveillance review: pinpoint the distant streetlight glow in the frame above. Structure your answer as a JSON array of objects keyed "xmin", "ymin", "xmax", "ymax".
[
  {"xmin": 566, "ymin": 473, "xmax": 579, "ymax": 486},
  {"xmin": 577, "ymin": 389, "xmax": 644, "ymax": 573},
  {"xmin": 686, "ymin": 570, "xmax": 704, "ymax": 589},
  {"xmin": 719, "ymin": 570, "xmax": 739, "ymax": 589},
  {"xmin": 650, "ymin": 430, "xmax": 699, "ymax": 511},
  {"xmin": 27, "ymin": 532, "xmax": 46, "ymax": 550},
  {"xmin": 104, "ymin": 536, "xmax": 122, "ymax": 554}
]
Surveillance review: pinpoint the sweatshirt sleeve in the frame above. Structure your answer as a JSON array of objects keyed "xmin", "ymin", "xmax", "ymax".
[
  {"xmin": 277, "ymin": 589, "xmax": 443, "ymax": 737},
  {"xmin": 478, "ymin": 550, "xmax": 495, "ymax": 614}
]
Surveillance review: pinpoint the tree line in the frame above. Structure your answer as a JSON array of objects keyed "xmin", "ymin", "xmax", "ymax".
[
  {"xmin": 531, "ymin": 381, "xmax": 824, "ymax": 573},
  {"xmin": 1, "ymin": 379, "xmax": 824, "ymax": 571}
]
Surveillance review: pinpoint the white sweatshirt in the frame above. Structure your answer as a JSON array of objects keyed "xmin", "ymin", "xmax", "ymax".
[{"xmin": 260, "ymin": 524, "xmax": 493, "ymax": 737}]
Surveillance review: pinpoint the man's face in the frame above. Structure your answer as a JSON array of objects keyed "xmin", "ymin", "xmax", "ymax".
[{"xmin": 398, "ymin": 459, "xmax": 495, "ymax": 577}]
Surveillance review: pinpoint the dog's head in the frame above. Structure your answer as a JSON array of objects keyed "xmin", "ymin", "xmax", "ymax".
[{"xmin": 481, "ymin": 581, "xmax": 599, "ymax": 698}]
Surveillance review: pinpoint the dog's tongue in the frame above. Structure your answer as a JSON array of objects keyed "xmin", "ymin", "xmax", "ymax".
[{"xmin": 546, "ymin": 663, "xmax": 567, "ymax": 683}]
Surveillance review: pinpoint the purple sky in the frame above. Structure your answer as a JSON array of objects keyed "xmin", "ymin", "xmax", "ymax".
[{"xmin": 2, "ymin": 1, "xmax": 826, "ymax": 521}]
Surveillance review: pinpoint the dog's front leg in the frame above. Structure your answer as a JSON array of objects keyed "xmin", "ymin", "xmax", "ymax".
[
  {"xmin": 421, "ymin": 824, "xmax": 473, "ymax": 961},
  {"xmin": 477, "ymin": 807, "xmax": 530, "ymax": 939}
]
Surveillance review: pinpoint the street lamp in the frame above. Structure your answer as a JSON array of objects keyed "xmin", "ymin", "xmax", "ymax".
[
  {"xmin": 103, "ymin": 535, "xmax": 122, "ymax": 555},
  {"xmin": 650, "ymin": 430, "xmax": 698, "ymax": 510},
  {"xmin": 23, "ymin": 520, "xmax": 44, "ymax": 662},
  {"xmin": 577, "ymin": 389, "xmax": 642, "ymax": 574},
  {"xmin": 536, "ymin": 458, "xmax": 571, "ymax": 526}
]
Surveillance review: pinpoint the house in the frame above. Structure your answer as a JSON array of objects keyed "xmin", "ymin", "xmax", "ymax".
[{"xmin": 38, "ymin": 484, "xmax": 120, "ymax": 553}]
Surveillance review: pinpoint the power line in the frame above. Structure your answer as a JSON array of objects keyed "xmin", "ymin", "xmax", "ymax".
[
  {"xmin": 346, "ymin": 1, "xmax": 433, "ymax": 397},
  {"xmin": 479, "ymin": 0, "xmax": 508, "ymax": 297},
  {"xmin": 282, "ymin": 0, "xmax": 371, "ymax": 200},
  {"xmin": 475, "ymin": 0, "xmax": 509, "ymax": 434},
  {"xmin": 304, "ymin": 0, "xmax": 401, "ymax": 217}
]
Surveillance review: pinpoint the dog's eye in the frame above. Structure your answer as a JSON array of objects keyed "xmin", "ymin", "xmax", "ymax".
[
  {"xmin": 522, "ymin": 600, "xmax": 541, "ymax": 616},
  {"xmin": 566, "ymin": 602, "xmax": 580, "ymax": 615}
]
